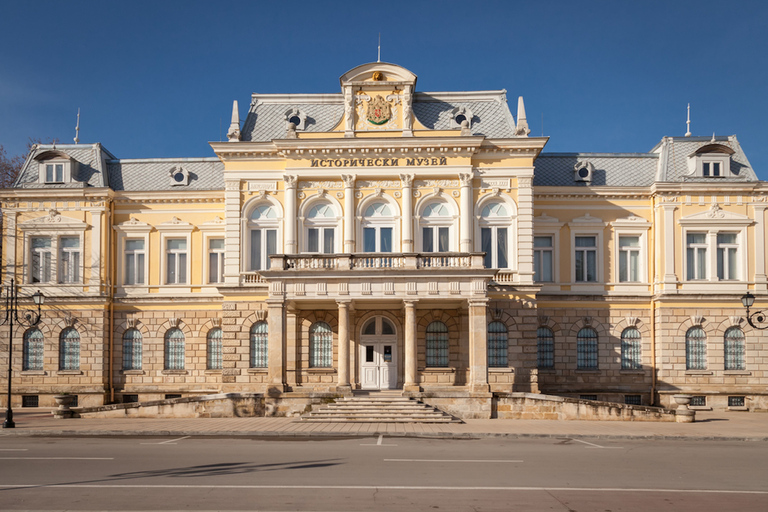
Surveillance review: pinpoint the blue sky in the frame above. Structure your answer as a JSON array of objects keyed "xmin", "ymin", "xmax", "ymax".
[{"xmin": 2, "ymin": 1, "xmax": 767, "ymax": 178}]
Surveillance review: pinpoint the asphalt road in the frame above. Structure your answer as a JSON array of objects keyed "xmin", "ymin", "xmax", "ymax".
[{"xmin": 0, "ymin": 435, "xmax": 766, "ymax": 511}]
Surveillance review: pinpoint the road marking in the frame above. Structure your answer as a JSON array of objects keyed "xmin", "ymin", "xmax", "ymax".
[
  {"xmin": 384, "ymin": 459, "xmax": 523, "ymax": 463},
  {"xmin": 0, "ymin": 449, "xmax": 28, "ymax": 451},
  {"xmin": 360, "ymin": 434, "xmax": 397, "ymax": 446},
  {"xmin": 571, "ymin": 439, "xmax": 623, "ymax": 449},
  {"xmin": 0, "ymin": 484, "xmax": 765, "ymax": 494},
  {"xmin": 0, "ymin": 457, "xmax": 114, "ymax": 460},
  {"xmin": 141, "ymin": 436, "xmax": 190, "ymax": 445}
]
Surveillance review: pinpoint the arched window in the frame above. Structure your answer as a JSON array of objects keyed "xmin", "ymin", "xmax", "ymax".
[
  {"xmin": 59, "ymin": 327, "xmax": 80, "ymax": 371},
  {"xmin": 487, "ymin": 321, "xmax": 508, "ymax": 367},
  {"xmin": 362, "ymin": 202, "xmax": 395, "ymax": 252},
  {"xmin": 207, "ymin": 328, "xmax": 222, "ymax": 370},
  {"xmin": 685, "ymin": 326, "xmax": 707, "ymax": 370},
  {"xmin": 426, "ymin": 321, "xmax": 449, "ymax": 367},
  {"xmin": 576, "ymin": 327, "xmax": 598, "ymax": 370},
  {"xmin": 362, "ymin": 317, "xmax": 395, "ymax": 336},
  {"xmin": 309, "ymin": 321, "xmax": 333, "ymax": 368},
  {"xmin": 23, "ymin": 328, "xmax": 44, "ymax": 371},
  {"xmin": 250, "ymin": 321, "xmax": 268, "ymax": 368},
  {"xmin": 122, "ymin": 328, "xmax": 142, "ymax": 370},
  {"xmin": 248, "ymin": 204, "xmax": 279, "ymax": 271},
  {"xmin": 724, "ymin": 327, "xmax": 745, "ymax": 371},
  {"xmin": 420, "ymin": 201, "xmax": 454, "ymax": 253},
  {"xmin": 479, "ymin": 201, "xmax": 512, "ymax": 269},
  {"xmin": 537, "ymin": 327, "xmax": 554, "ymax": 369},
  {"xmin": 304, "ymin": 201, "xmax": 338, "ymax": 254},
  {"xmin": 621, "ymin": 327, "xmax": 641, "ymax": 370},
  {"xmin": 164, "ymin": 328, "xmax": 185, "ymax": 370}
]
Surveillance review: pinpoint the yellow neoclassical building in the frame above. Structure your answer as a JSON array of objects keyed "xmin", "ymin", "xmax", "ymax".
[{"xmin": 2, "ymin": 62, "xmax": 766, "ymax": 418}]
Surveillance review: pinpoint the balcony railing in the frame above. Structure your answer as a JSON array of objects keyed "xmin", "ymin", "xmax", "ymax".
[{"xmin": 270, "ymin": 252, "xmax": 487, "ymax": 272}]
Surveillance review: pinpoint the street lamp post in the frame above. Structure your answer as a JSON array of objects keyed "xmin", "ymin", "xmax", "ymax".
[
  {"xmin": 740, "ymin": 291, "xmax": 768, "ymax": 330},
  {"xmin": 1, "ymin": 278, "xmax": 44, "ymax": 428}
]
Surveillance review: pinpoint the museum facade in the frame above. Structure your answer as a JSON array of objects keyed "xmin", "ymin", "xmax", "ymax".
[{"xmin": 2, "ymin": 62, "xmax": 766, "ymax": 416}]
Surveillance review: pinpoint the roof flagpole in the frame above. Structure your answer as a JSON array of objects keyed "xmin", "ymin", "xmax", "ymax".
[
  {"xmin": 377, "ymin": 33, "xmax": 381, "ymax": 62},
  {"xmin": 74, "ymin": 108, "xmax": 80, "ymax": 144},
  {"xmin": 685, "ymin": 103, "xmax": 691, "ymax": 137}
]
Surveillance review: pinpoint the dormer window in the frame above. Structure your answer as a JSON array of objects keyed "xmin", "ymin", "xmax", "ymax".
[
  {"xmin": 690, "ymin": 143, "xmax": 734, "ymax": 178},
  {"xmin": 284, "ymin": 108, "xmax": 308, "ymax": 130},
  {"xmin": 46, "ymin": 163, "xmax": 64, "ymax": 183},
  {"xmin": 35, "ymin": 151, "xmax": 73, "ymax": 184}
]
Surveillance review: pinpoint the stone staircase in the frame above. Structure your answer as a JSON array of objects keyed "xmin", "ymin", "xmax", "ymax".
[{"xmin": 300, "ymin": 392, "xmax": 461, "ymax": 423}]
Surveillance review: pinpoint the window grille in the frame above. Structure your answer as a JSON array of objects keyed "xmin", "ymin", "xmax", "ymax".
[
  {"xmin": 165, "ymin": 394, "xmax": 182, "ymax": 400},
  {"xmin": 122, "ymin": 394, "xmax": 139, "ymax": 404},
  {"xmin": 577, "ymin": 327, "xmax": 598, "ymax": 370},
  {"xmin": 624, "ymin": 395, "xmax": 642, "ymax": 405},
  {"xmin": 250, "ymin": 322, "xmax": 268, "ymax": 368},
  {"xmin": 207, "ymin": 328, "xmax": 223, "ymax": 370},
  {"xmin": 690, "ymin": 396, "xmax": 706, "ymax": 407},
  {"xmin": 164, "ymin": 328, "xmax": 185, "ymax": 370},
  {"xmin": 23, "ymin": 328, "xmax": 44, "ymax": 371},
  {"xmin": 122, "ymin": 328, "xmax": 142, "ymax": 370},
  {"xmin": 70, "ymin": 396, "xmax": 78, "ymax": 407},
  {"xmin": 22, "ymin": 395, "xmax": 39, "ymax": 408},
  {"xmin": 426, "ymin": 321, "xmax": 449, "ymax": 367},
  {"xmin": 685, "ymin": 326, "xmax": 707, "ymax": 370},
  {"xmin": 309, "ymin": 321, "xmax": 333, "ymax": 368},
  {"xmin": 580, "ymin": 395, "xmax": 597, "ymax": 401},
  {"xmin": 487, "ymin": 321, "xmax": 508, "ymax": 367},
  {"xmin": 59, "ymin": 328, "xmax": 80, "ymax": 370},
  {"xmin": 728, "ymin": 396, "xmax": 745, "ymax": 407},
  {"xmin": 620, "ymin": 327, "xmax": 642, "ymax": 370},
  {"xmin": 537, "ymin": 327, "xmax": 555, "ymax": 368},
  {"xmin": 724, "ymin": 327, "xmax": 745, "ymax": 371}
]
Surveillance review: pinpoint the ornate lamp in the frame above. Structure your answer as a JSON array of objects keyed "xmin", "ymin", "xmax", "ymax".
[{"xmin": 741, "ymin": 292, "xmax": 768, "ymax": 330}]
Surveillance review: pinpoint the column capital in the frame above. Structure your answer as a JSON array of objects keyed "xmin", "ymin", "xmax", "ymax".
[
  {"xmin": 468, "ymin": 298, "xmax": 490, "ymax": 308},
  {"xmin": 336, "ymin": 299, "xmax": 352, "ymax": 307},
  {"xmin": 400, "ymin": 173, "xmax": 414, "ymax": 187},
  {"xmin": 284, "ymin": 174, "xmax": 298, "ymax": 188},
  {"xmin": 403, "ymin": 299, "xmax": 419, "ymax": 309},
  {"xmin": 341, "ymin": 174, "xmax": 356, "ymax": 187}
]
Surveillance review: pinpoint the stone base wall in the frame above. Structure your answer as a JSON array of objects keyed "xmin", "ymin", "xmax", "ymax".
[{"xmin": 494, "ymin": 393, "xmax": 678, "ymax": 421}]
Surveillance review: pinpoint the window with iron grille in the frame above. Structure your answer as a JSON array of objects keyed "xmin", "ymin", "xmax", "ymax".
[
  {"xmin": 309, "ymin": 321, "xmax": 333, "ymax": 368},
  {"xmin": 537, "ymin": 327, "xmax": 554, "ymax": 368},
  {"xmin": 621, "ymin": 327, "xmax": 642, "ymax": 370},
  {"xmin": 685, "ymin": 326, "xmax": 707, "ymax": 370},
  {"xmin": 724, "ymin": 327, "xmax": 745, "ymax": 371},
  {"xmin": 624, "ymin": 395, "xmax": 642, "ymax": 405},
  {"xmin": 23, "ymin": 328, "xmax": 44, "ymax": 371},
  {"xmin": 22, "ymin": 395, "xmax": 39, "ymax": 408},
  {"xmin": 487, "ymin": 321, "xmax": 508, "ymax": 367},
  {"xmin": 165, "ymin": 394, "xmax": 182, "ymax": 400},
  {"xmin": 250, "ymin": 322, "xmax": 268, "ymax": 368},
  {"xmin": 122, "ymin": 394, "xmax": 139, "ymax": 404},
  {"xmin": 122, "ymin": 328, "xmax": 142, "ymax": 370},
  {"xmin": 728, "ymin": 396, "xmax": 745, "ymax": 407},
  {"xmin": 577, "ymin": 327, "xmax": 598, "ymax": 370},
  {"xmin": 70, "ymin": 395, "xmax": 78, "ymax": 407},
  {"xmin": 207, "ymin": 328, "xmax": 223, "ymax": 370},
  {"xmin": 690, "ymin": 396, "xmax": 706, "ymax": 407},
  {"xmin": 580, "ymin": 395, "xmax": 597, "ymax": 401},
  {"xmin": 426, "ymin": 321, "xmax": 449, "ymax": 367},
  {"xmin": 164, "ymin": 328, "xmax": 185, "ymax": 370},
  {"xmin": 59, "ymin": 328, "xmax": 80, "ymax": 370}
]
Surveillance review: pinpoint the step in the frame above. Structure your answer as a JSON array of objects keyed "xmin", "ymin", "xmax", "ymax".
[{"xmin": 299, "ymin": 396, "xmax": 461, "ymax": 423}]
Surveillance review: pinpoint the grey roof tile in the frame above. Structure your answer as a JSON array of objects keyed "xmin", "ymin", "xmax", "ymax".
[
  {"xmin": 107, "ymin": 159, "xmax": 224, "ymax": 191},
  {"xmin": 656, "ymin": 136, "xmax": 757, "ymax": 182},
  {"xmin": 14, "ymin": 144, "xmax": 109, "ymax": 188},
  {"xmin": 534, "ymin": 154, "xmax": 658, "ymax": 187},
  {"xmin": 242, "ymin": 100, "xmax": 344, "ymax": 142},
  {"xmin": 412, "ymin": 94, "xmax": 516, "ymax": 138}
]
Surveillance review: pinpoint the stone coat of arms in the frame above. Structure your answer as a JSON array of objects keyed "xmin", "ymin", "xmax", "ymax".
[{"xmin": 366, "ymin": 95, "xmax": 392, "ymax": 125}]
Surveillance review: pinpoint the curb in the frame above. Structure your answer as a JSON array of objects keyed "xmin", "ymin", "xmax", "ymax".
[{"xmin": 2, "ymin": 429, "xmax": 767, "ymax": 442}]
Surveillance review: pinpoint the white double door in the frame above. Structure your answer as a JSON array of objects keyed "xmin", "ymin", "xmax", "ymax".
[{"xmin": 360, "ymin": 340, "xmax": 397, "ymax": 390}]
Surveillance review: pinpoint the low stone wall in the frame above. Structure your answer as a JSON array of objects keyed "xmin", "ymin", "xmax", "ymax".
[
  {"xmin": 406, "ymin": 389, "xmax": 493, "ymax": 420},
  {"xmin": 494, "ymin": 392, "xmax": 678, "ymax": 421},
  {"xmin": 76, "ymin": 393, "xmax": 264, "ymax": 419}
]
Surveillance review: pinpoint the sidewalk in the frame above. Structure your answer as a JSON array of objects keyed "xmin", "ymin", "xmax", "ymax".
[{"xmin": 1, "ymin": 409, "xmax": 767, "ymax": 441}]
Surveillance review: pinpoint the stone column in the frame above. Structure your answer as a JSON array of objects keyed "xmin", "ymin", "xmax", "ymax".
[
  {"xmin": 753, "ymin": 204, "xmax": 767, "ymax": 292},
  {"xmin": 468, "ymin": 299, "xmax": 490, "ymax": 392},
  {"xmin": 403, "ymin": 300, "xmax": 419, "ymax": 391},
  {"xmin": 662, "ymin": 204, "xmax": 677, "ymax": 290},
  {"xmin": 337, "ymin": 300, "xmax": 351, "ymax": 392},
  {"xmin": 285, "ymin": 306, "xmax": 298, "ymax": 389},
  {"xmin": 342, "ymin": 175, "xmax": 355, "ymax": 253},
  {"xmin": 284, "ymin": 175, "xmax": 297, "ymax": 254},
  {"xmin": 517, "ymin": 176, "xmax": 535, "ymax": 285},
  {"xmin": 400, "ymin": 174, "xmax": 414, "ymax": 252},
  {"xmin": 266, "ymin": 299, "xmax": 285, "ymax": 392},
  {"xmin": 459, "ymin": 173, "xmax": 473, "ymax": 253}
]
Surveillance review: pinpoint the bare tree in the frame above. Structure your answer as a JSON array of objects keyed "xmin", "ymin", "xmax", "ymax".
[{"xmin": 0, "ymin": 144, "xmax": 24, "ymax": 189}]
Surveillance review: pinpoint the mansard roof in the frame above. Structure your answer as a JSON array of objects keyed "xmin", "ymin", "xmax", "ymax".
[
  {"xmin": 534, "ymin": 153, "xmax": 658, "ymax": 187},
  {"xmin": 13, "ymin": 143, "xmax": 115, "ymax": 189},
  {"xmin": 651, "ymin": 135, "xmax": 757, "ymax": 182}
]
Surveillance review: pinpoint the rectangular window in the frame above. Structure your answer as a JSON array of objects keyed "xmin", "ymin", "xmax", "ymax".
[
  {"xmin": 122, "ymin": 394, "xmax": 139, "ymax": 404},
  {"xmin": 728, "ymin": 396, "xmax": 745, "ymax": 407},
  {"xmin": 380, "ymin": 227, "xmax": 392, "ymax": 252},
  {"xmin": 22, "ymin": 395, "xmax": 39, "ymax": 408},
  {"xmin": 574, "ymin": 236, "xmax": 597, "ymax": 282},
  {"xmin": 624, "ymin": 395, "xmax": 642, "ymax": 406},
  {"xmin": 166, "ymin": 239, "xmax": 187, "ymax": 284},
  {"xmin": 534, "ymin": 236, "xmax": 553, "ymax": 282},
  {"xmin": 31, "ymin": 237, "xmax": 53, "ymax": 283},
  {"xmin": 482, "ymin": 227, "xmax": 509, "ymax": 269},
  {"xmin": 716, "ymin": 233, "xmax": 738, "ymax": 280},
  {"xmin": 686, "ymin": 233, "xmax": 707, "ymax": 280},
  {"xmin": 690, "ymin": 396, "xmax": 706, "ymax": 407},
  {"xmin": 703, "ymin": 161, "xmax": 722, "ymax": 177},
  {"xmin": 579, "ymin": 395, "xmax": 598, "ymax": 401},
  {"xmin": 59, "ymin": 236, "xmax": 80, "ymax": 283},
  {"xmin": 618, "ymin": 235, "xmax": 640, "ymax": 282},
  {"xmin": 364, "ymin": 228, "xmax": 376, "ymax": 252},
  {"xmin": 208, "ymin": 238, "xmax": 225, "ymax": 284},
  {"xmin": 424, "ymin": 227, "xmax": 449, "ymax": 253},
  {"xmin": 45, "ymin": 163, "xmax": 64, "ymax": 183},
  {"xmin": 125, "ymin": 239, "xmax": 145, "ymax": 285},
  {"xmin": 250, "ymin": 229, "xmax": 277, "ymax": 270}
]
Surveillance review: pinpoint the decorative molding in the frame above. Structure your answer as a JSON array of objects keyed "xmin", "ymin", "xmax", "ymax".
[
  {"xmin": 213, "ymin": 317, "xmax": 223, "ymax": 327},
  {"xmin": 298, "ymin": 180, "xmax": 343, "ymax": 190},
  {"xmin": 63, "ymin": 314, "xmax": 76, "ymax": 328},
  {"xmin": 126, "ymin": 318, "xmax": 138, "ymax": 329},
  {"xmin": 728, "ymin": 316, "xmax": 744, "ymax": 327},
  {"xmin": 582, "ymin": 316, "xmax": 592, "ymax": 327},
  {"xmin": 625, "ymin": 316, "xmax": 640, "ymax": 327},
  {"xmin": 169, "ymin": 317, "xmax": 181, "ymax": 328},
  {"xmin": 399, "ymin": 174, "xmax": 414, "ymax": 187},
  {"xmin": 480, "ymin": 178, "xmax": 511, "ymax": 189},
  {"xmin": 247, "ymin": 181, "xmax": 277, "ymax": 191},
  {"xmin": 357, "ymin": 180, "xmax": 401, "ymax": 188},
  {"xmin": 690, "ymin": 315, "xmax": 705, "ymax": 326},
  {"xmin": 538, "ymin": 315, "xmax": 549, "ymax": 325}
]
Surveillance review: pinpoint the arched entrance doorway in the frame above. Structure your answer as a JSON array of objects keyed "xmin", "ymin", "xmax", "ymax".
[{"xmin": 360, "ymin": 316, "xmax": 398, "ymax": 390}]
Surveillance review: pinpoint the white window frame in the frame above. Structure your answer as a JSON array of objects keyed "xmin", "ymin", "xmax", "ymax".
[
  {"xmin": 697, "ymin": 155, "xmax": 730, "ymax": 178},
  {"xmin": 533, "ymin": 235, "xmax": 554, "ymax": 282},
  {"xmin": 198, "ymin": 218, "xmax": 226, "ymax": 288},
  {"xmin": 533, "ymin": 213, "xmax": 564, "ymax": 290},
  {"xmin": 475, "ymin": 197, "xmax": 517, "ymax": 271},
  {"xmin": 244, "ymin": 201, "xmax": 282, "ymax": 272},
  {"xmin": 157, "ymin": 217, "xmax": 193, "ymax": 291},
  {"xmin": 716, "ymin": 232, "xmax": 739, "ymax": 281},
  {"xmin": 574, "ymin": 235, "xmax": 598, "ymax": 282},
  {"xmin": 30, "ymin": 236, "xmax": 53, "ymax": 284},
  {"xmin": 207, "ymin": 237, "xmax": 225, "ymax": 284},
  {"xmin": 123, "ymin": 239, "xmax": 146, "ymax": 286},
  {"xmin": 568, "ymin": 215, "xmax": 606, "ymax": 292},
  {"xmin": 114, "ymin": 218, "xmax": 152, "ymax": 295},
  {"xmin": 301, "ymin": 200, "xmax": 341, "ymax": 254},
  {"xmin": 416, "ymin": 197, "xmax": 458, "ymax": 253},
  {"xmin": 610, "ymin": 217, "xmax": 651, "ymax": 293},
  {"xmin": 38, "ymin": 158, "xmax": 72, "ymax": 184},
  {"xmin": 358, "ymin": 197, "xmax": 400, "ymax": 253},
  {"xmin": 58, "ymin": 235, "xmax": 81, "ymax": 284}
]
